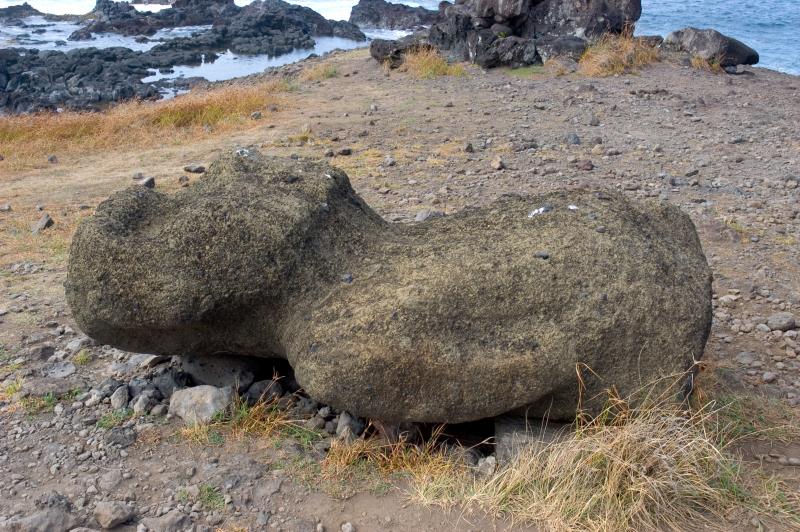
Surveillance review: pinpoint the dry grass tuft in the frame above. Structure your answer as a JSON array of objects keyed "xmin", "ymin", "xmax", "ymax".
[
  {"xmin": 410, "ymin": 384, "xmax": 800, "ymax": 531},
  {"xmin": 0, "ymin": 79, "xmax": 289, "ymax": 170},
  {"xmin": 178, "ymin": 393, "xmax": 323, "ymax": 448},
  {"xmin": 690, "ymin": 55, "xmax": 725, "ymax": 74},
  {"xmin": 322, "ymin": 426, "xmax": 466, "ymax": 499},
  {"xmin": 299, "ymin": 62, "xmax": 339, "ymax": 82},
  {"xmin": 579, "ymin": 34, "xmax": 660, "ymax": 77},
  {"xmin": 400, "ymin": 48, "xmax": 467, "ymax": 80}
]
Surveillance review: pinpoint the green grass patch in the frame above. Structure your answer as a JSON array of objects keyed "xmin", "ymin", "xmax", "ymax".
[
  {"xmin": 199, "ymin": 484, "xmax": 225, "ymax": 511},
  {"xmin": 98, "ymin": 408, "xmax": 133, "ymax": 429},
  {"xmin": 72, "ymin": 349, "xmax": 92, "ymax": 365}
]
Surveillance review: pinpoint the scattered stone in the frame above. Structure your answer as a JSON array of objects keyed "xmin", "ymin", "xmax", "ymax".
[
  {"xmin": 136, "ymin": 176, "xmax": 155, "ymax": 189},
  {"xmin": 0, "ymin": 508, "xmax": 77, "ymax": 532},
  {"xmin": 337, "ymin": 148, "xmax": 352, "ymax": 156},
  {"xmin": 576, "ymin": 160, "xmax": 594, "ymax": 171},
  {"xmin": 767, "ymin": 312, "xmax": 796, "ymax": 332},
  {"xmin": 94, "ymin": 501, "xmax": 134, "ymax": 529},
  {"xmin": 111, "ymin": 385, "xmax": 130, "ymax": 410},
  {"xmin": 250, "ymin": 111, "xmax": 262, "ymax": 120},
  {"xmin": 141, "ymin": 510, "xmax": 189, "ymax": 532},
  {"xmin": 46, "ymin": 361, "xmax": 77, "ymax": 379},
  {"xmin": 565, "ymin": 132, "xmax": 581, "ymax": 145},
  {"xmin": 183, "ymin": 165, "xmax": 205, "ymax": 174},
  {"xmin": 31, "ymin": 213, "xmax": 54, "ymax": 234},
  {"xmin": 414, "ymin": 209, "xmax": 445, "ymax": 222},
  {"xmin": 490, "ymin": 156, "xmax": 505, "ymax": 170},
  {"xmin": 169, "ymin": 385, "xmax": 233, "ymax": 425},
  {"xmin": 0, "ymin": 203, "xmax": 11, "ymax": 212},
  {"xmin": 464, "ymin": 142, "xmax": 475, "ymax": 153},
  {"xmin": 47, "ymin": 155, "xmax": 58, "ymax": 164}
]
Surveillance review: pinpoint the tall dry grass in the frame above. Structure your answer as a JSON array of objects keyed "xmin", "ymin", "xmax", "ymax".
[
  {"xmin": 406, "ymin": 381, "xmax": 800, "ymax": 531},
  {"xmin": 579, "ymin": 34, "xmax": 661, "ymax": 77},
  {"xmin": 0, "ymin": 79, "xmax": 289, "ymax": 170},
  {"xmin": 400, "ymin": 48, "xmax": 467, "ymax": 80}
]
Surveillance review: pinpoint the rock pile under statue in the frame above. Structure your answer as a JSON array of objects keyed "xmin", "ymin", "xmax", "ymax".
[{"xmin": 66, "ymin": 150, "xmax": 712, "ymax": 423}]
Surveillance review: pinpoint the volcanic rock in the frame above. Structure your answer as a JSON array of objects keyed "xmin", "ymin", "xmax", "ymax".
[{"xmin": 67, "ymin": 151, "xmax": 713, "ymax": 423}]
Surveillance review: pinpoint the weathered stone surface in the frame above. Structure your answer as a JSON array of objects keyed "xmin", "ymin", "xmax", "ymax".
[
  {"xmin": 169, "ymin": 385, "xmax": 232, "ymax": 425},
  {"xmin": 93, "ymin": 501, "xmax": 134, "ymax": 529},
  {"xmin": 0, "ymin": 508, "xmax": 77, "ymax": 532},
  {"xmin": 665, "ymin": 27, "xmax": 759, "ymax": 66},
  {"xmin": 425, "ymin": 0, "xmax": 641, "ymax": 67},
  {"xmin": 67, "ymin": 151, "xmax": 712, "ymax": 423}
]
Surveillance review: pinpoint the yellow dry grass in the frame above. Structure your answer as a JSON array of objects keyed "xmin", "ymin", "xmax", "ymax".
[
  {"xmin": 406, "ymin": 381, "xmax": 800, "ymax": 531},
  {"xmin": 579, "ymin": 34, "xmax": 661, "ymax": 77},
  {"xmin": 400, "ymin": 48, "xmax": 467, "ymax": 80},
  {"xmin": 0, "ymin": 79, "xmax": 290, "ymax": 171},
  {"xmin": 299, "ymin": 62, "xmax": 339, "ymax": 82},
  {"xmin": 690, "ymin": 55, "xmax": 725, "ymax": 74},
  {"xmin": 0, "ymin": 210, "xmax": 83, "ymax": 265}
]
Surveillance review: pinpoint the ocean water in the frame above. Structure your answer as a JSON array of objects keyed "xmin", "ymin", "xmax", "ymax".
[{"xmin": 0, "ymin": 0, "xmax": 797, "ymax": 75}]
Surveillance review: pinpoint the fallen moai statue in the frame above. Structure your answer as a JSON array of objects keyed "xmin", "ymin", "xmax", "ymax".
[{"xmin": 66, "ymin": 150, "xmax": 712, "ymax": 423}]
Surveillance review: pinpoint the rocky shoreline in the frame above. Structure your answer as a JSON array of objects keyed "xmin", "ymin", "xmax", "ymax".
[
  {"xmin": 0, "ymin": 0, "xmax": 775, "ymax": 114},
  {"xmin": 0, "ymin": 0, "xmax": 367, "ymax": 113}
]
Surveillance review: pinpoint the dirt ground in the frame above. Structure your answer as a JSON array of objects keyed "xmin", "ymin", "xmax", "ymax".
[{"xmin": 1, "ymin": 48, "xmax": 799, "ymax": 531}]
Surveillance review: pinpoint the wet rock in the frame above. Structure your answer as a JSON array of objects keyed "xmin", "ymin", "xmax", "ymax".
[
  {"xmin": 67, "ymin": 152, "xmax": 713, "ymax": 423},
  {"xmin": 665, "ymin": 27, "xmax": 759, "ymax": 66},
  {"xmin": 169, "ymin": 385, "xmax": 232, "ymax": 425}
]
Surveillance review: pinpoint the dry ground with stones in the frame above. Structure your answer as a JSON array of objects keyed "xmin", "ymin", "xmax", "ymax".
[{"xmin": 1, "ymin": 48, "xmax": 800, "ymax": 531}]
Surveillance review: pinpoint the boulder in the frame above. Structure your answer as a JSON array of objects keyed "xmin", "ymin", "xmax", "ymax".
[
  {"xmin": 664, "ymin": 27, "xmax": 759, "ymax": 66},
  {"xmin": 350, "ymin": 0, "xmax": 439, "ymax": 30},
  {"xmin": 0, "ymin": 508, "xmax": 77, "ymax": 532},
  {"xmin": 426, "ymin": 0, "xmax": 641, "ymax": 67},
  {"xmin": 169, "ymin": 385, "xmax": 232, "ymax": 425},
  {"xmin": 67, "ymin": 151, "xmax": 713, "ymax": 423},
  {"xmin": 93, "ymin": 501, "xmax": 134, "ymax": 529},
  {"xmin": 369, "ymin": 35, "xmax": 428, "ymax": 68}
]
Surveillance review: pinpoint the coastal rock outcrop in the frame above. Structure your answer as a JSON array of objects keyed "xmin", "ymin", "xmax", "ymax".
[
  {"xmin": 350, "ymin": 0, "xmax": 440, "ymax": 31},
  {"xmin": 66, "ymin": 151, "xmax": 713, "ymax": 423},
  {"xmin": 664, "ymin": 27, "xmax": 759, "ymax": 67},
  {"xmin": 0, "ymin": 46, "xmax": 212, "ymax": 113},
  {"xmin": 376, "ymin": 0, "xmax": 642, "ymax": 68},
  {"xmin": 0, "ymin": 0, "xmax": 366, "ymax": 112}
]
